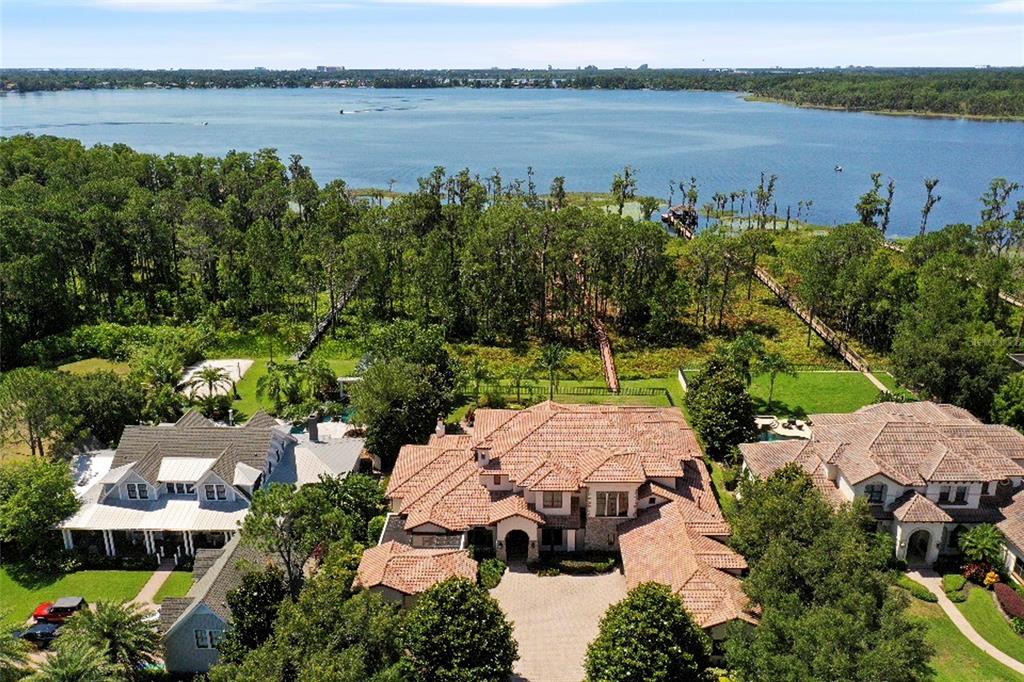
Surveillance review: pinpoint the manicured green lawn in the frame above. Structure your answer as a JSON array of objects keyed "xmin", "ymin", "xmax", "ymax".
[
  {"xmin": 58, "ymin": 357, "xmax": 131, "ymax": 376},
  {"xmin": 152, "ymin": 571, "xmax": 194, "ymax": 604},
  {"xmin": 746, "ymin": 371, "xmax": 884, "ymax": 417},
  {"xmin": 0, "ymin": 567, "xmax": 153, "ymax": 631},
  {"xmin": 957, "ymin": 585, "xmax": 1024, "ymax": 663},
  {"xmin": 908, "ymin": 599, "xmax": 1024, "ymax": 682}
]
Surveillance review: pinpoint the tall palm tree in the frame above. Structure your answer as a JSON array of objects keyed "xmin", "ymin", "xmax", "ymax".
[
  {"xmin": 959, "ymin": 524, "xmax": 1005, "ymax": 566},
  {"xmin": 188, "ymin": 365, "xmax": 232, "ymax": 400},
  {"xmin": 257, "ymin": 362, "xmax": 287, "ymax": 413},
  {"xmin": 469, "ymin": 358, "xmax": 492, "ymax": 402},
  {"xmin": 754, "ymin": 351, "xmax": 796, "ymax": 410},
  {"xmin": 535, "ymin": 344, "xmax": 570, "ymax": 401},
  {"xmin": 59, "ymin": 601, "xmax": 160, "ymax": 679},
  {"xmin": 301, "ymin": 356, "xmax": 337, "ymax": 402},
  {"xmin": 27, "ymin": 639, "xmax": 119, "ymax": 682}
]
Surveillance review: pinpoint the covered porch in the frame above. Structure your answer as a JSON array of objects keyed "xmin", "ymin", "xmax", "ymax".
[{"xmin": 63, "ymin": 528, "xmax": 234, "ymax": 558}]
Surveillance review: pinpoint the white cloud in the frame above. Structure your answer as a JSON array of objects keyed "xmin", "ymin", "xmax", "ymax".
[{"xmin": 977, "ymin": 0, "xmax": 1024, "ymax": 13}]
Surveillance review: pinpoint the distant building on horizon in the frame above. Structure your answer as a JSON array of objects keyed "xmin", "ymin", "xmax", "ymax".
[{"xmin": 316, "ymin": 65, "xmax": 344, "ymax": 73}]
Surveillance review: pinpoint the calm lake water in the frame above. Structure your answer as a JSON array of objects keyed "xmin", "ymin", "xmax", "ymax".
[{"xmin": 2, "ymin": 88, "xmax": 1022, "ymax": 236}]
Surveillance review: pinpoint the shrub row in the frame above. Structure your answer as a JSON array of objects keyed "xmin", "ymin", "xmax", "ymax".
[
  {"xmin": 71, "ymin": 550, "xmax": 160, "ymax": 571},
  {"xmin": 995, "ymin": 582, "xmax": 1024, "ymax": 620},
  {"xmin": 895, "ymin": 574, "xmax": 938, "ymax": 602},
  {"xmin": 478, "ymin": 559, "xmax": 507, "ymax": 589}
]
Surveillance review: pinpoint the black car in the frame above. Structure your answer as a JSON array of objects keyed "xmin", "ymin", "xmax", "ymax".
[{"xmin": 17, "ymin": 622, "xmax": 61, "ymax": 648}]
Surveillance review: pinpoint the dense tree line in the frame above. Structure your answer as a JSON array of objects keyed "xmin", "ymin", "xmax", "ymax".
[
  {"xmin": 4, "ymin": 67, "xmax": 1022, "ymax": 117},
  {"xmin": 0, "ymin": 135, "xmax": 681, "ymax": 371}
]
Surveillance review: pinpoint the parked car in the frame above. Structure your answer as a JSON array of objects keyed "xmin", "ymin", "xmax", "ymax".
[
  {"xmin": 32, "ymin": 597, "xmax": 87, "ymax": 624},
  {"xmin": 16, "ymin": 622, "xmax": 61, "ymax": 649}
]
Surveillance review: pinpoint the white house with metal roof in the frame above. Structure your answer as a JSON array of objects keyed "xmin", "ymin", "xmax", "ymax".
[{"xmin": 62, "ymin": 410, "xmax": 366, "ymax": 561}]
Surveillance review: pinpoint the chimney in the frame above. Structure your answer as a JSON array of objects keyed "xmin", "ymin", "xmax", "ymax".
[
  {"xmin": 435, "ymin": 417, "xmax": 446, "ymax": 437},
  {"xmin": 307, "ymin": 414, "xmax": 319, "ymax": 443},
  {"xmin": 475, "ymin": 444, "xmax": 492, "ymax": 468}
]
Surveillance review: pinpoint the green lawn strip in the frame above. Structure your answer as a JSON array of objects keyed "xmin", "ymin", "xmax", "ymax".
[
  {"xmin": 747, "ymin": 370, "xmax": 884, "ymax": 417},
  {"xmin": 1, "ymin": 567, "xmax": 153, "ymax": 632},
  {"xmin": 956, "ymin": 585, "xmax": 1024, "ymax": 664},
  {"xmin": 152, "ymin": 571, "xmax": 194, "ymax": 604},
  {"xmin": 58, "ymin": 357, "xmax": 131, "ymax": 376},
  {"xmin": 681, "ymin": 370, "xmax": 885, "ymax": 417},
  {"xmin": 708, "ymin": 461, "xmax": 737, "ymax": 517},
  {"xmin": 907, "ymin": 599, "xmax": 1024, "ymax": 682}
]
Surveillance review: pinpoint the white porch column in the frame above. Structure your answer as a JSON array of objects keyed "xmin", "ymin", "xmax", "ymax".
[
  {"xmin": 143, "ymin": 531, "xmax": 153, "ymax": 554},
  {"xmin": 62, "ymin": 529, "xmax": 73, "ymax": 550},
  {"xmin": 184, "ymin": 530, "xmax": 193, "ymax": 556},
  {"xmin": 103, "ymin": 530, "xmax": 116, "ymax": 557}
]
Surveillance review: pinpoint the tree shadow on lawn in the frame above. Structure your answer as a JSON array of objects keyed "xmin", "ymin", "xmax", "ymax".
[
  {"xmin": 4, "ymin": 561, "xmax": 67, "ymax": 591},
  {"xmin": 752, "ymin": 396, "xmax": 809, "ymax": 420}
]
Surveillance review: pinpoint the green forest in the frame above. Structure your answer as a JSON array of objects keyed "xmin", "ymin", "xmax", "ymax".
[
  {"xmin": 1, "ymin": 134, "xmax": 1022, "ymax": 454},
  {"xmin": 3, "ymin": 67, "xmax": 1023, "ymax": 118}
]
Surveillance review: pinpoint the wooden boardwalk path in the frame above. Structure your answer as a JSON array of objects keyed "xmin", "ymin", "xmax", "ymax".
[
  {"xmin": 883, "ymin": 240, "xmax": 1023, "ymax": 309},
  {"xmin": 592, "ymin": 318, "xmax": 620, "ymax": 394},
  {"xmin": 665, "ymin": 216, "xmax": 889, "ymax": 392},
  {"xmin": 291, "ymin": 276, "xmax": 362, "ymax": 361}
]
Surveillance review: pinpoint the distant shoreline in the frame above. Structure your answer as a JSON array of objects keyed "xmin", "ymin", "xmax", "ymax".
[
  {"xmin": 743, "ymin": 95, "xmax": 1024, "ymax": 123},
  {"xmin": 4, "ymin": 85, "xmax": 1021, "ymax": 123}
]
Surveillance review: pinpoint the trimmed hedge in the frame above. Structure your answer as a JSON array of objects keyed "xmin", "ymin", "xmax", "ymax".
[
  {"xmin": 478, "ymin": 558, "xmax": 507, "ymax": 589},
  {"xmin": 942, "ymin": 574, "xmax": 967, "ymax": 594},
  {"xmin": 530, "ymin": 552, "xmax": 619, "ymax": 576},
  {"xmin": 896, "ymin": 574, "xmax": 938, "ymax": 602},
  {"xmin": 995, "ymin": 582, "xmax": 1024, "ymax": 619}
]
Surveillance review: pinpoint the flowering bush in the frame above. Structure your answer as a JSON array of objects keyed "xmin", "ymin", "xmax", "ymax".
[
  {"xmin": 963, "ymin": 562, "xmax": 992, "ymax": 585},
  {"xmin": 995, "ymin": 582, "xmax": 1024, "ymax": 620},
  {"xmin": 985, "ymin": 571, "xmax": 1002, "ymax": 588}
]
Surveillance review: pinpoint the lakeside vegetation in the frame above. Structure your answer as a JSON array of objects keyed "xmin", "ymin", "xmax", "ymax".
[
  {"xmin": 1, "ymin": 133, "xmax": 1021, "ymax": 466},
  {"xmin": 3, "ymin": 67, "xmax": 1023, "ymax": 119}
]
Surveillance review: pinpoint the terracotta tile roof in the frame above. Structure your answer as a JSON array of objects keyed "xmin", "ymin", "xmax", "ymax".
[
  {"xmin": 619, "ymin": 498, "xmax": 755, "ymax": 629},
  {"xmin": 741, "ymin": 402, "xmax": 1024, "ymax": 489},
  {"xmin": 998, "ymin": 490, "xmax": 1024, "ymax": 551},
  {"xmin": 739, "ymin": 440, "xmax": 846, "ymax": 506},
  {"xmin": 391, "ymin": 403, "xmax": 700, "ymax": 532},
  {"xmin": 354, "ymin": 541, "xmax": 477, "ymax": 596},
  {"xmin": 488, "ymin": 495, "xmax": 545, "ymax": 525},
  {"xmin": 891, "ymin": 491, "xmax": 953, "ymax": 523}
]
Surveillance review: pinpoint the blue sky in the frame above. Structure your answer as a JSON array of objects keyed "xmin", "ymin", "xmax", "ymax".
[{"xmin": 2, "ymin": 0, "xmax": 1022, "ymax": 69}]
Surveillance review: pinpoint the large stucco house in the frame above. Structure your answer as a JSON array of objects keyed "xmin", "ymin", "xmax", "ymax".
[
  {"xmin": 357, "ymin": 401, "xmax": 756, "ymax": 634},
  {"xmin": 740, "ymin": 401, "xmax": 1024, "ymax": 566},
  {"xmin": 62, "ymin": 410, "xmax": 366, "ymax": 561}
]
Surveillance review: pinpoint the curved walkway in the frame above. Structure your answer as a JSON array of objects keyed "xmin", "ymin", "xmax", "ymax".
[{"xmin": 908, "ymin": 569, "xmax": 1024, "ymax": 676}]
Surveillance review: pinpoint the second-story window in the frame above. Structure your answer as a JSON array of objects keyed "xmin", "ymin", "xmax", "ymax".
[
  {"xmin": 542, "ymin": 491, "xmax": 563, "ymax": 508},
  {"xmin": 864, "ymin": 484, "xmax": 886, "ymax": 504},
  {"xmin": 493, "ymin": 475, "xmax": 501, "ymax": 486},
  {"xmin": 166, "ymin": 482, "xmax": 197, "ymax": 495},
  {"xmin": 126, "ymin": 483, "xmax": 148, "ymax": 500},
  {"xmin": 954, "ymin": 486, "xmax": 968, "ymax": 504},
  {"xmin": 205, "ymin": 484, "xmax": 228, "ymax": 501},
  {"xmin": 939, "ymin": 486, "xmax": 951, "ymax": 504},
  {"xmin": 595, "ymin": 491, "xmax": 628, "ymax": 517}
]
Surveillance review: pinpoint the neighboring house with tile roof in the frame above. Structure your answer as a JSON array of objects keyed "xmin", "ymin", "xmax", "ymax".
[
  {"xmin": 740, "ymin": 401, "xmax": 1024, "ymax": 566},
  {"xmin": 363, "ymin": 402, "xmax": 753, "ymax": 636},
  {"xmin": 160, "ymin": 534, "xmax": 275, "ymax": 674},
  {"xmin": 61, "ymin": 410, "xmax": 365, "ymax": 561},
  {"xmin": 353, "ymin": 540, "xmax": 478, "ymax": 607}
]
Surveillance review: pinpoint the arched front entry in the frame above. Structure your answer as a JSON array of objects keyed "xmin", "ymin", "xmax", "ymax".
[
  {"xmin": 505, "ymin": 530, "xmax": 530, "ymax": 561},
  {"xmin": 907, "ymin": 529, "xmax": 931, "ymax": 565}
]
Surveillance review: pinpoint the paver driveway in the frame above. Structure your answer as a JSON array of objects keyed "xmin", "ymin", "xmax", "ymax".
[{"xmin": 490, "ymin": 565, "xmax": 627, "ymax": 682}]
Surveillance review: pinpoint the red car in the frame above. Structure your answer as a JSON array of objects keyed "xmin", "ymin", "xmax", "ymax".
[{"xmin": 32, "ymin": 597, "xmax": 87, "ymax": 624}]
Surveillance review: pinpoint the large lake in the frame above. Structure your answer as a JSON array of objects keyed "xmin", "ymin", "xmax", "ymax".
[{"xmin": 2, "ymin": 88, "xmax": 1022, "ymax": 236}]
